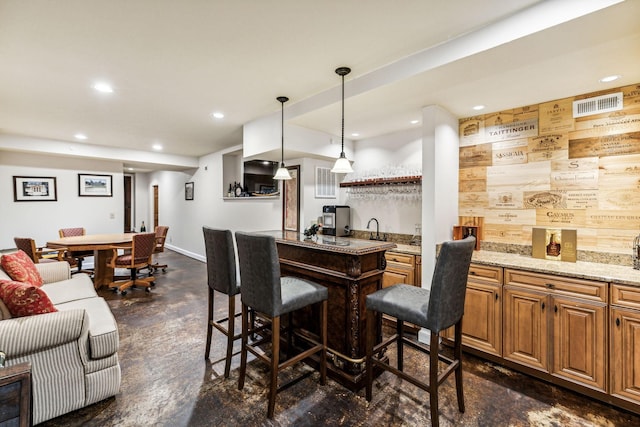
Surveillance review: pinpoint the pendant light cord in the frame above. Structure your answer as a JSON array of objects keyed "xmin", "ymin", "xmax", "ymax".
[{"xmin": 341, "ymin": 72, "xmax": 345, "ymax": 154}]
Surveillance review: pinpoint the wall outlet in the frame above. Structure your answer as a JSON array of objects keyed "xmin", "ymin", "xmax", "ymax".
[{"xmin": 109, "ymin": 212, "xmax": 115, "ymax": 219}]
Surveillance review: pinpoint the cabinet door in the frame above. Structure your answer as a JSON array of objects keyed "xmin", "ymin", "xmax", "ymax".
[
  {"xmin": 382, "ymin": 263, "xmax": 414, "ymax": 288},
  {"xmin": 552, "ymin": 296, "xmax": 607, "ymax": 391},
  {"xmin": 503, "ymin": 286, "xmax": 549, "ymax": 372},
  {"xmin": 460, "ymin": 280, "xmax": 502, "ymax": 356},
  {"xmin": 611, "ymin": 307, "xmax": 640, "ymax": 403}
]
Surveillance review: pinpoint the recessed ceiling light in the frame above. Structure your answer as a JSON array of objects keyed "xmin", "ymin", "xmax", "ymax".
[
  {"xmin": 127, "ymin": 167, "xmax": 134, "ymax": 171},
  {"xmin": 472, "ymin": 105, "xmax": 486, "ymax": 111},
  {"xmin": 599, "ymin": 75, "xmax": 621, "ymax": 83},
  {"xmin": 93, "ymin": 82, "xmax": 114, "ymax": 93},
  {"xmin": 410, "ymin": 120, "xmax": 420, "ymax": 125},
  {"xmin": 152, "ymin": 144, "xmax": 163, "ymax": 151},
  {"xmin": 351, "ymin": 133, "xmax": 360, "ymax": 137},
  {"xmin": 74, "ymin": 133, "xmax": 87, "ymax": 140},
  {"xmin": 211, "ymin": 112, "xmax": 224, "ymax": 119}
]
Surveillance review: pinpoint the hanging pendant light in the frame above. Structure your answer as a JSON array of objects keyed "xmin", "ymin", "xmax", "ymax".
[
  {"xmin": 331, "ymin": 66, "xmax": 354, "ymax": 174},
  {"xmin": 273, "ymin": 96, "xmax": 292, "ymax": 180}
]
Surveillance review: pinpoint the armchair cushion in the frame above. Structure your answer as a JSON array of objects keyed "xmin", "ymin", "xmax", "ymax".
[
  {"xmin": 0, "ymin": 280, "xmax": 58, "ymax": 317},
  {"xmin": 1, "ymin": 250, "xmax": 44, "ymax": 287}
]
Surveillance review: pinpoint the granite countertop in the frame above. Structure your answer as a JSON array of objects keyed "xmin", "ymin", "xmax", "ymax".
[
  {"xmin": 471, "ymin": 250, "xmax": 640, "ymax": 287},
  {"xmin": 256, "ymin": 230, "xmax": 396, "ymax": 255},
  {"xmin": 389, "ymin": 244, "xmax": 421, "ymax": 256}
]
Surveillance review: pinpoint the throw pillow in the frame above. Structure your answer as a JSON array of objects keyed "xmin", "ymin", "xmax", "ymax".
[
  {"xmin": 0, "ymin": 250, "xmax": 44, "ymax": 287},
  {"xmin": 0, "ymin": 280, "xmax": 57, "ymax": 317}
]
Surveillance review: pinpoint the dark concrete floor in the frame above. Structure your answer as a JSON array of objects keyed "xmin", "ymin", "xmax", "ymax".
[{"xmin": 41, "ymin": 250, "xmax": 640, "ymax": 426}]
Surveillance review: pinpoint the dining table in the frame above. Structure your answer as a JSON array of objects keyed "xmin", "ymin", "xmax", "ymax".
[{"xmin": 46, "ymin": 233, "xmax": 134, "ymax": 288}]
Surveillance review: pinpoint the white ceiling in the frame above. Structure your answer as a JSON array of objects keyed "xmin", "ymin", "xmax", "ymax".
[{"xmin": 1, "ymin": 0, "xmax": 639, "ymax": 170}]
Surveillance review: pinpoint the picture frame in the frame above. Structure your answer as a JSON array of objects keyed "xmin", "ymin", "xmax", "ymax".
[
  {"xmin": 13, "ymin": 176, "xmax": 57, "ymax": 202},
  {"xmin": 283, "ymin": 166, "xmax": 300, "ymax": 232},
  {"xmin": 78, "ymin": 174, "xmax": 113, "ymax": 197},
  {"xmin": 185, "ymin": 181, "xmax": 194, "ymax": 200}
]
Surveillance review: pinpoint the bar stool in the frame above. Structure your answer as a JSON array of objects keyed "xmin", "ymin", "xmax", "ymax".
[
  {"xmin": 203, "ymin": 227, "xmax": 243, "ymax": 378},
  {"xmin": 365, "ymin": 236, "xmax": 476, "ymax": 427},
  {"xmin": 234, "ymin": 231, "xmax": 328, "ymax": 419}
]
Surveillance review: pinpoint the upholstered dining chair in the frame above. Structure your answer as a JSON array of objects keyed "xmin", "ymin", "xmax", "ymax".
[
  {"xmin": 59, "ymin": 227, "xmax": 94, "ymax": 275},
  {"xmin": 149, "ymin": 225, "xmax": 169, "ymax": 273},
  {"xmin": 234, "ymin": 231, "xmax": 328, "ymax": 419},
  {"xmin": 107, "ymin": 232, "xmax": 156, "ymax": 295},
  {"xmin": 13, "ymin": 237, "xmax": 64, "ymax": 263},
  {"xmin": 203, "ymin": 227, "xmax": 242, "ymax": 378},
  {"xmin": 365, "ymin": 236, "xmax": 476, "ymax": 427}
]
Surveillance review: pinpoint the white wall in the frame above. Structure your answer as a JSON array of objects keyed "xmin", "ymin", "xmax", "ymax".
[
  {"xmin": 0, "ymin": 151, "xmax": 125, "ymax": 249},
  {"xmin": 345, "ymin": 128, "xmax": 423, "ymax": 235}
]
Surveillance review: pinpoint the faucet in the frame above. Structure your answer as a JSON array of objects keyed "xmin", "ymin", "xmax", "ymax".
[{"xmin": 367, "ymin": 217, "xmax": 381, "ymax": 240}]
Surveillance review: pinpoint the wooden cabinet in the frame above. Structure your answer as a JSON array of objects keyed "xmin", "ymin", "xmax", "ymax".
[
  {"xmin": 610, "ymin": 284, "xmax": 640, "ymax": 405},
  {"xmin": 447, "ymin": 264, "xmax": 503, "ymax": 356},
  {"xmin": 383, "ymin": 252, "xmax": 416, "ymax": 288},
  {"xmin": 504, "ymin": 269, "xmax": 607, "ymax": 391},
  {"xmin": 0, "ymin": 362, "xmax": 31, "ymax": 427}
]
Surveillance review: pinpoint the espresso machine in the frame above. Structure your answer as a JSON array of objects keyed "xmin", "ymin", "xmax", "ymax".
[{"xmin": 322, "ymin": 205, "xmax": 351, "ymax": 236}]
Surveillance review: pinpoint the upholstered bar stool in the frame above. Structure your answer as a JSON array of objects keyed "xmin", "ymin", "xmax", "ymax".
[
  {"xmin": 203, "ymin": 227, "xmax": 243, "ymax": 378},
  {"xmin": 365, "ymin": 236, "xmax": 476, "ymax": 427},
  {"xmin": 235, "ymin": 231, "xmax": 328, "ymax": 419}
]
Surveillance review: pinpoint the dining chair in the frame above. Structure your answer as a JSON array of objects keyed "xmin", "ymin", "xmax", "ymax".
[
  {"xmin": 234, "ymin": 231, "xmax": 328, "ymax": 419},
  {"xmin": 107, "ymin": 232, "xmax": 156, "ymax": 295},
  {"xmin": 13, "ymin": 237, "xmax": 64, "ymax": 264},
  {"xmin": 365, "ymin": 236, "xmax": 476, "ymax": 427},
  {"xmin": 149, "ymin": 225, "xmax": 169, "ymax": 273},
  {"xmin": 59, "ymin": 227, "xmax": 94, "ymax": 275},
  {"xmin": 202, "ymin": 227, "xmax": 242, "ymax": 378}
]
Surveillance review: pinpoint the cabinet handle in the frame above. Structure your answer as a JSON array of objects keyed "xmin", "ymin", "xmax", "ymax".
[
  {"xmin": 469, "ymin": 271, "xmax": 476, "ymax": 276},
  {"xmin": 495, "ymin": 293, "xmax": 499, "ymax": 301},
  {"xmin": 616, "ymin": 318, "xmax": 621, "ymax": 327},
  {"xmin": 554, "ymin": 305, "xmax": 558, "ymax": 313},
  {"xmin": 541, "ymin": 302, "xmax": 545, "ymax": 311},
  {"xmin": 545, "ymin": 283, "xmax": 555, "ymax": 289}
]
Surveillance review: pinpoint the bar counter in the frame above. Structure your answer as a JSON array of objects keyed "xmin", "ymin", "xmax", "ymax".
[{"xmin": 255, "ymin": 230, "xmax": 396, "ymax": 390}]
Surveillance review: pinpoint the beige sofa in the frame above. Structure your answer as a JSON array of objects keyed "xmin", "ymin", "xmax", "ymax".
[{"xmin": 0, "ymin": 260, "xmax": 121, "ymax": 425}]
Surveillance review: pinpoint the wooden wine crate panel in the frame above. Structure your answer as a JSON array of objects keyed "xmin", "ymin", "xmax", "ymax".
[
  {"xmin": 484, "ymin": 111, "xmax": 514, "ymax": 127},
  {"xmin": 539, "ymin": 99, "xmax": 575, "ymax": 134},
  {"xmin": 598, "ymin": 189, "xmax": 640, "ymax": 210},
  {"xmin": 528, "ymin": 134, "xmax": 568, "ymax": 162},
  {"xmin": 459, "ymin": 192, "xmax": 489, "ymax": 209},
  {"xmin": 513, "ymin": 104, "xmax": 539, "ymax": 121},
  {"xmin": 484, "ymin": 209, "xmax": 536, "ymax": 226},
  {"xmin": 459, "ymin": 179, "xmax": 486, "ymax": 193},
  {"xmin": 486, "ymin": 117, "xmax": 538, "ymax": 143},
  {"xmin": 486, "ymin": 162, "xmax": 550, "ymax": 192},
  {"xmin": 459, "ymin": 116, "xmax": 485, "ymax": 147},
  {"xmin": 598, "ymin": 154, "xmax": 640, "ymax": 182},
  {"xmin": 550, "ymin": 157, "xmax": 599, "ymax": 191},
  {"xmin": 459, "ymin": 215, "xmax": 485, "ymax": 228},
  {"xmin": 564, "ymin": 190, "xmax": 599, "ymax": 209},
  {"xmin": 568, "ymin": 131, "xmax": 640, "ymax": 159},
  {"xmin": 574, "ymin": 228, "xmax": 598, "ymax": 251},
  {"xmin": 460, "ymin": 144, "xmax": 492, "ymax": 168},
  {"xmin": 585, "ymin": 210, "xmax": 640, "ymax": 230},
  {"xmin": 523, "ymin": 190, "xmax": 566, "ymax": 209},
  {"xmin": 458, "ymin": 207, "xmax": 487, "ymax": 218},
  {"xmin": 483, "ymin": 224, "xmax": 530, "ymax": 245},
  {"xmin": 535, "ymin": 209, "xmax": 586, "ymax": 228},
  {"xmin": 492, "ymin": 139, "xmax": 528, "ymax": 166},
  {"xmin": 488, "ymin": 191, "xmax": 523, "ymax": 209},
  {"xmin": 459, "ymin": 165, "xmax": 487, "ymax": 182},
  {"xmin": 596, "ymin": 229, "xmax": 638, "ymax": 253},
  {"xmin": 573, "ymin": 106, "xmax": 640, "ymax": 128},
  {"xmin": 622, "ymin": 83, "xmax": 640, "ymax": 107}
]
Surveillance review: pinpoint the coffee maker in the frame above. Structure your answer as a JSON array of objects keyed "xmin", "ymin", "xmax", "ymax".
[{"xmin": 322, "ymin": 205, "xmax": 350, "ymax": 236}]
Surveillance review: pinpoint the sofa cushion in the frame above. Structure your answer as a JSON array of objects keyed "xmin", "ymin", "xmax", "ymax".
[
  {"xmin": 0, "ymin": 267, "xmax": 11, "ymax": 281},
  {"xmin": 56, "ymin": 297, "xmax": 119, "ymax": 359},
  {"xmin": 42, "ymin": 275, "xmax": 98, "ymax": 306},
  {"xmin": 1, "ymin": 250, "xmax": 44, "ymax": 287},
  {"xmin": 0, "ymin": 280, "xmax": 58, "ymax": 317}
]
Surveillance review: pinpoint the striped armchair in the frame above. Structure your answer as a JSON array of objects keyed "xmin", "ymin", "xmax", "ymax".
[{"xmin": 0, "ymin": 261, "xmax": 121, "ymax": 424}]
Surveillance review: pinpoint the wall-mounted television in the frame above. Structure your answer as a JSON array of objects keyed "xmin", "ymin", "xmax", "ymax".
[{"xmin": 243, "ymin": 160, "xmax": 279, "ymax": 194}]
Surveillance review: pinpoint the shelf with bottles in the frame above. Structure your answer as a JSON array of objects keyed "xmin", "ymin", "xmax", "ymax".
[{"xmin": 339, "ymin": 175, "xmax": 422, "ymax": 187}]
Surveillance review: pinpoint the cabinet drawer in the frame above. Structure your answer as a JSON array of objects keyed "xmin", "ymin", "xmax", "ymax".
[
  {"xmin": 611, "ymin": 284, "xmax": 640, "ymax": 310},
  {"xmin": 505, "ymin": 269, "xmax": 607, "ymax": 303},
  {"xmin": 385, "ymin": 252, "xmax": 415, "ymax": 266},
  {"xmin": 468, "ymin": 264, "xmax": 502, "ymax": 285}
]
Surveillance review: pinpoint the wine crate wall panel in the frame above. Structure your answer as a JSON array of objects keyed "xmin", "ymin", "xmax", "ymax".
[{"xmin": 458, "ymin": 83, "xmax": 640, "ymax": 256}]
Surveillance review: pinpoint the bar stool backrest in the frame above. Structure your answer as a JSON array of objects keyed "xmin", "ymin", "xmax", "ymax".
[{"xmin": 203, "ymin": 227, "xmax": 239, "ymax": 296}]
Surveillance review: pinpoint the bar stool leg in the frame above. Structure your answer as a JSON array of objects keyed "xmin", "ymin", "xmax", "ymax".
[
  {"xmin": 268, "ymin": 316, "xmax": 281, "ymax": 418},
  {"xmin": 454, "ymin": 321, "xmax": 465, "ymax": 412},
  {"xmin": 396, "ymin": 319, "xmax": 404, "ymax": 372},
  {"xmin": 238, "ymin": 304, "xmax": 249, "ymax": 390},
  {"xmin": 224, "ymin": 296, "xmax": 235, "ymax": 378},
  {"xmin": 429, "ymin": 331, "xmax": 440, "ymax": 427},
  {"xmin": 320, "ymin": 300, "xmax": 327, "ymax": 385},
  {"xmin": 205, "ymin": 288, "xmax": 214, "ymax": 360}
]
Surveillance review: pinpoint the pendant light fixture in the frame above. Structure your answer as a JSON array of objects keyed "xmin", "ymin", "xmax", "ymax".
[
  {"xmin": 273, "ymin": 96, "xmax": 292, "ymax": 180},
  {"xmin": 331, "ymin": 66, "xmax": 354, "ymax": 174}
]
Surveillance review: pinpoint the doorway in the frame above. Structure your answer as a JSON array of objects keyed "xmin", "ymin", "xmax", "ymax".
[
  {"xmin": 124, "ymin": 175, "xmax": 132, "ymax": 232},
  {"xmin": 153, "ymin": 185, "xmax": 159, "ymax": 230}
]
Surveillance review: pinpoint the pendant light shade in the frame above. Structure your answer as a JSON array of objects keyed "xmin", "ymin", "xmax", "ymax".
[
  {"xmin": 331, "ymin": 66, "xmax": 354, "ymax": 174},
  {"xmin": 273, "ymin": 96, "xmax": 292, "ymax": 180}
]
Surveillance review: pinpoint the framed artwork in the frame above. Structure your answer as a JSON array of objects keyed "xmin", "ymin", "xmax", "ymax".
[
  {"xmin": 78, "ymin": 174, "xmax": 113, "ymax": 197},
  {"xmin": 283, "ymin": 166, "xmax": 300, "ymax": 232},
  {"xmin": 185, "ymin": 182, "xmax": 194, "ymax": 200},
  {"xmin": 13, "ymin": 176, "xmax": 57, "ymax": 202}
]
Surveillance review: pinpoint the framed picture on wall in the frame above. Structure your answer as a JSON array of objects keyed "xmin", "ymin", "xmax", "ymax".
[
  {"xmin": 283, "ymin": 166, "xmax": 300, "ymax": 232},
  {"xmin": 78, "ymin": 174, "xmax": 113, "ymax": 197},
  {"xmin": 185, "ymin": 182, "xmax": 194, "ymax": 200},
  {"xmin": 13, "ymin": 176, "xmax": 57, "ymax": 202}
]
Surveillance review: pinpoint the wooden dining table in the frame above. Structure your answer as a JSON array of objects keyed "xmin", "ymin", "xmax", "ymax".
[{"xmin": 46, "ymin": 233, "xmax": 134, "ymax": 288}]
